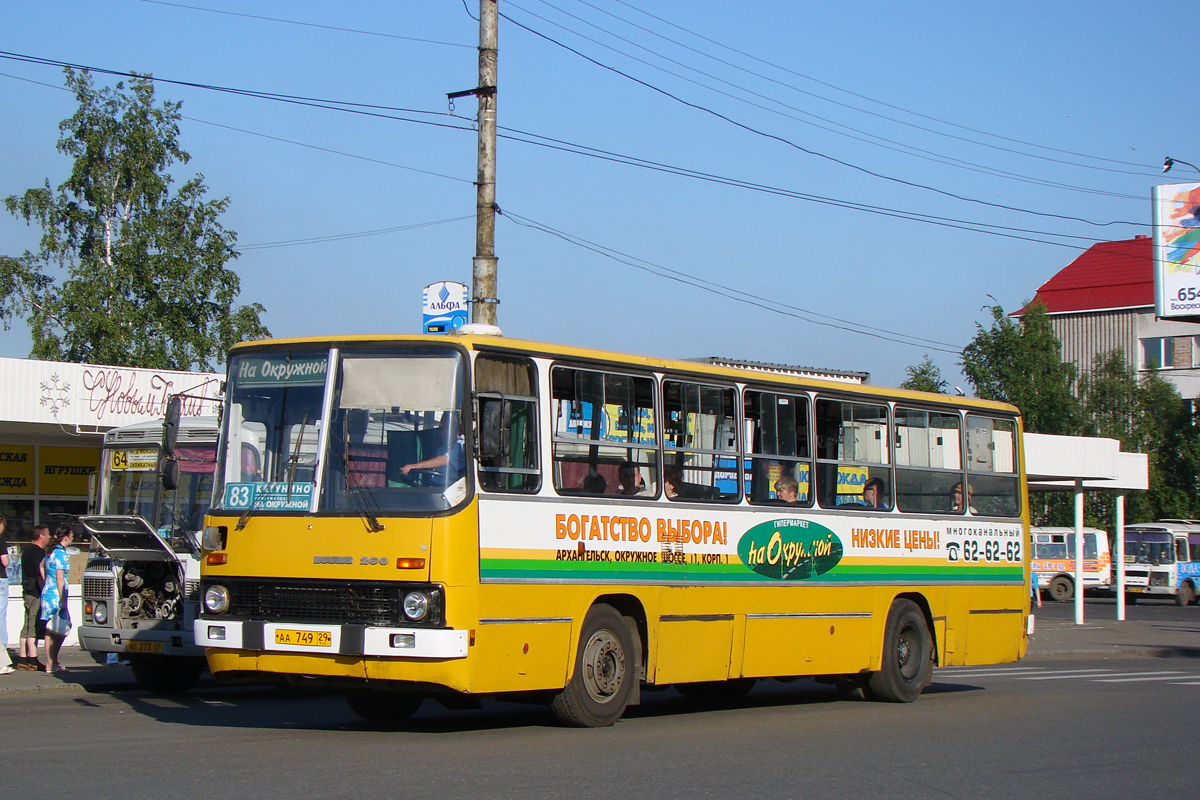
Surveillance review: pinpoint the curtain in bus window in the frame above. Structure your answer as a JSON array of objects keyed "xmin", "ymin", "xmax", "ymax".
[
  {"xmin": 1190, "ymin": 534, "xmax": 1200, "ymax": 562},
  {"xmin": 663, "ymin": 380, "xmax": 738, "ymax": 502},
  {"xmin": 815, "ymin": 399, "xmax": 891, "ymax": 510},
  {"xmin": 475, "ymin": 354, "xmax": 540, "ymax": 493},
  {"xmin": 744, "ymin": 390, "xmax": 812, "ymax": 506},
  {"xmin": 551, "ymin": 367, "xmax": 658, "ymax": 497},
  {"xmin": 965, "ymin": 415, "xmax": 1020, "ymax": 517},
  {"xmin": 894, "ymin": 408, "xmax": 963, "ymax": 513}
]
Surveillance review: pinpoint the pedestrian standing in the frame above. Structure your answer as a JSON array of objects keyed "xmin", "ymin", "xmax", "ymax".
[
  {"xmin": 0, "ymin": 515, "xmax": 12, "ymax": 675},
  {"xmin": 19, "ymin": 525, "xmax": 49, "ymax": 671},
  {"xmin": 40, "ymin": 526, "xmax": 74, "ymax": 673}
]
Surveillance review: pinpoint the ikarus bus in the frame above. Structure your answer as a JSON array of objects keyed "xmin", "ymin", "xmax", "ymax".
[
  {"xmin": 78, "ymin": 413, "xmax": 219, "ymax": 693},
  {"xmin": 1122, "ymin": 521, "xmax": 1200, "ymax": 606},
  {"xmin": 197, "ymin": 334, "xmax": 1032, "ymax": 726}
]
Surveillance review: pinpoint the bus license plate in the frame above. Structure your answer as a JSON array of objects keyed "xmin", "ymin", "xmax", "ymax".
[
  {"xmin": 275, "ymin": 629, "xmax": 332, "ymax": 647},
  {"xmin": 1127, "ymin": 587, "xmax": 1143, "ymax": 593},
  {"xmin": 126, "ymin": 640, "xmax": 163, "ymax": 654}
]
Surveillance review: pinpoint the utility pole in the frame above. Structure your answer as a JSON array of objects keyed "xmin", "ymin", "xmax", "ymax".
[{"xmin": 473, "ymin": 0, "xmax": 499, "ymax": 326}]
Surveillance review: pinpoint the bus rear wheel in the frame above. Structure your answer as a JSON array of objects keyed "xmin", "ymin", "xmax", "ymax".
[
  {"xmin": 1176, "ymin": 582, "xmax": 1196, "ymax": 607},
  {"xmin": 345, "ymin": 690, "xmax": 424, "ymax": 723},
  {"xmin": 551, "ymin": 604, "xmax": 635, "ymax": 727},
  {"xmin": 867, "ymin": 599, "xmax": 932, "ymax": 703},
  {"xmin": 1049, "ymin": 576, "xmax": 1074, "ymax": 602}
]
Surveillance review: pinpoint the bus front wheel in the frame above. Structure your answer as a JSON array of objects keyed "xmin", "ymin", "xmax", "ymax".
[
  {"xmin": 868, "ymin": 599, "xmax": 933, "ymax": 703},
  {"xmin": 1176, "ymin": 582, "xmax": 1196, "ymax": 607},
  {"xmin": 551, "ymin": 604, "xmax": 635, "ymax": 727}
]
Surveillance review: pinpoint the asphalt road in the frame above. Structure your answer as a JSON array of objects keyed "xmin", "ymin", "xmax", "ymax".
[{"xmin": 5, "ymin": 642, "xmax": 1199, "ymax": 800}]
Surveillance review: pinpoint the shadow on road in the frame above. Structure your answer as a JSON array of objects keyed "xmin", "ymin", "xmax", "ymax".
[{"xmin": 91, "ymin": 675, "xmax": 919, "ymax": 734}]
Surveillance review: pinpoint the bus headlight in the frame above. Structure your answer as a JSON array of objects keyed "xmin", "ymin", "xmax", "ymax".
[
  {"xmin": 204, "ymin": 585, "xmax": 230, "ymax": 614},
  {"xmin": 402, "ymin": 591, "xmax": 429, "ymax": 621},
  {"xmin": 93, "ymin": 601, "xmax": 108, "ymax": 625}
]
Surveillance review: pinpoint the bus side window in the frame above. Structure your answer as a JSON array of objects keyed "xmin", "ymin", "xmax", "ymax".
[
  {"xmin": 744, "ymin": 389, "xmax": 812, "ymax": 507},
  {"xmin": 894, "ymin": 407, "xmax": 962, "ymax": 514},
  {"xmin": 474, "ymin": 355, "xmax": 540, "ymax": 493},
  {"xmin": 1177, "ymin": 537, "xmax": 1189, "ymax": 562},
  {"xmin": 815, "ymin": 398, "xmax": 891, "ymax": 511},
  {"xmin": 1190, "ymin": 534, "xmax": 1200, "ymax": 562},
  {"xmin": 662, "ymin": 380, "xmax": 738, "ymax": 502},
  {"xmin": 550, "ymin": 366, "xmax": 657, "ymax": 497},
  {"xmin": 964, "ymin": 415, "xmax": 1020, "ymax": 517}
]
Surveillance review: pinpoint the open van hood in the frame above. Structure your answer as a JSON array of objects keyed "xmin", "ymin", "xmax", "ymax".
[{"xmin": 79, "ymin": 515, "xmax": 179, "ymax": 563}]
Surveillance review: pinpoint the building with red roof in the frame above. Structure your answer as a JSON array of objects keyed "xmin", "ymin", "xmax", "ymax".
[{"xmin": 1015, "ymin": 235, "xmax": 1200, "ymax": 397}]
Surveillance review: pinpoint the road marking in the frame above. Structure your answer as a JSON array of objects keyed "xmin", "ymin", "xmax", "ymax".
[
  {"xmin": 1168, "ymin": 681, "xmax": 1200, "ymax": 685},
  {"xmin": 1013, "ymin": 670, "xmax": 1118, "ymax": 680},
  {"xmin": 935, "ymin": 667, "xmax": 1049, "ymax": 677},
  {"xmin": 1092, "ymin": 672, "xmax": 1188, "ymax": 683}
]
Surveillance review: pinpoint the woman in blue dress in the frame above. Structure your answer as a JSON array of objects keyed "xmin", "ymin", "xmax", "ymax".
[{"xmin": 39, "ymin": 526, "xmax": 74, "ymax": 673}]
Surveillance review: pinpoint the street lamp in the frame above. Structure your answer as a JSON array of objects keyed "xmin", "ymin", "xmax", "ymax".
[{"xmin": 1163, "ymin": 156, "xmax": 1200, "ymax": 175}]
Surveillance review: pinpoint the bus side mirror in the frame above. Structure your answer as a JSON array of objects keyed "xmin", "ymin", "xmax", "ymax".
[
  {"xmin": 163, "ymin": 396, "xmax": 183, "ymax": 456},
  {"xmin": 87, "ymin": 472, "xmax": 98, "ymax": 515},
  {"xmin": 161, "ymin": 457, "xmax": 180, "ymax": 491}
]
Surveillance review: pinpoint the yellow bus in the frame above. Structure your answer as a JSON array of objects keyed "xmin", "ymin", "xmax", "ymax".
[{"xmin": 196, "ymin": 334, "xmax": 1030, "ymax": 726}]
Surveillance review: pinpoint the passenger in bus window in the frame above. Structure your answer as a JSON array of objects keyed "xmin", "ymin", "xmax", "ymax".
[
  {"xmin": 950, "ymin": 482, "xmax": 977, "ymax": 514},
  {"xmin": 618, "ymin": 461, "xmax": 651, "ymax": 496},
  {"xmin": 664, "ymin": 466, "xmax": 681, "ymax": 499},
  {"xmin": 581, "ymin": 471, "xmax": 608, "ymax": 495},
  {"xmin": 862, "ymin": 477, "xmax": 889, "ymax": 510},
  {"xmin": 775, "ymin": 476, "xmax": 800, "ymax": 504}
]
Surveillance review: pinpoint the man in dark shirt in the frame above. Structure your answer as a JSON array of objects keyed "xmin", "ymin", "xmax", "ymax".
[{"xmin": 18, "ymin": 525, "xmax": 49, "ymax": 670}]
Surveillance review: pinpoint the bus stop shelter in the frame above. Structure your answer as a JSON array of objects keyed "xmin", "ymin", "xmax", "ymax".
[{"xmin": 1024, "ymin": 432, "xmax": 1150, "ymax": 624}]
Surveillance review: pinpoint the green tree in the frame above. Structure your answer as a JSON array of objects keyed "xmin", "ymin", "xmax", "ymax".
[
  {"xmin": 959, "ymin": 302, "xmax": 1080, "ymax": 435},
  {"xmin": 1, "ymin": 68, "xmax": 267, "ymax": 370},
  {"xmin": 899, "ymin": 354, "xmax": 947, "ymax": 393}
]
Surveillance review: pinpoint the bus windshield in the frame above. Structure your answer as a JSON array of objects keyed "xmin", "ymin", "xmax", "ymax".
[
  {"xmin": 1127, "ymin": 530, "xmax": 1174, "ymax": 565},
  {"xmin": 102, "ymin": 444, "xmax": 216, "ymax": 532},
  {"xmin": 213, "ymin": 346, "xmax": 467, "ymax": 515}
]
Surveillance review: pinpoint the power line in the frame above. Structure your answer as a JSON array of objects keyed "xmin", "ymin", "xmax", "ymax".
[
  {"xmin": 605, "ymin": 0, "xmax": 1155, "ymax": 172},
  {"xmin": 0, "ymin": 61, "xmax": 1144, "ymax": 249},
  {"xmin": 239, "ymin": 216, "xmax": 474, "ymax": 250},
  {"xmin": 497, "ymin": 10, "xmax": 1150, "ymax": 225},
  {"xmin": 134, "ymin": 0, "xmax": 474, "ymax": 49},
  {"xmin": 516, "ymin": 0, "xmax": 1156, "ymax": 191},
  {"xmin": 500, "ymin": 209, "xmax": 963, "ymax": 353}
]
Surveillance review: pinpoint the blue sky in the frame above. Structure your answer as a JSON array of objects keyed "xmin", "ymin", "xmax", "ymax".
[{"xmin": 1, "ymin": 1, "xmax": 1194, "ymax": 388}]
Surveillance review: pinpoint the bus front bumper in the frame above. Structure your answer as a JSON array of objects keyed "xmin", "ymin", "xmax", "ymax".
[{"xmin": 196, "ymin": 619, "xmax": 468, "ymax": 659}]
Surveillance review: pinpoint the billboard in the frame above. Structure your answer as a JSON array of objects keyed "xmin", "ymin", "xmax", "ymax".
[
  {"xmin": 1153, "ymin": 181, "xmax": 1200, "ymax": 317},
  {"xmin": 422, "ymin": 281, "xmax": 469, "ymax": 334}
]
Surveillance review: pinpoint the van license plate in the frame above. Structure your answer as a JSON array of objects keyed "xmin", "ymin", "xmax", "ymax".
[
  {"xmin": 126, "ymin": 640, "xmax": 163, "ymax": 654},
  {"xmin": 275, "ymin": 629, "xmax": 332, "ymax": 647},
  {"xmin": 1127, "ymin": 588, "xmax": 1143, "ymax": 593}
]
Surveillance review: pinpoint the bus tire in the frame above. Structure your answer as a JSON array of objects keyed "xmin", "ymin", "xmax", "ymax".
[
  {"xmin": 677, "ymin": 678, "xmax": 756, "ymax": 703},
  {"xmin": 1176, "ymin": 582, "xmax": 1195, "ymax": 607},
  {"xmin": 1125, "ymin": 593, "xmax": 1139, "ymax": 606},
  {"xmin": 129, "ymin": 654, "xmax": 205, "ymax": 695},
  {"xmin": 551, "ymin": 604, "xmax": 634, "ymax": 727},
  {"xmin": 867, "ymin": 599, "xmax": 932, "ymax": 703},
  {"xmin": 345, "ymin": 690, "xmax": 424, "ymax": 723},
  {"xmin": 1049, "ymin": 576, "xmax": 1074, "ymax": 602}
]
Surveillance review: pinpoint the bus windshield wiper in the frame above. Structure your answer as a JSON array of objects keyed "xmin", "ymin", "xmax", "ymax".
[
  {"xmin": 340, "ymin": 449, "xmax": 385, "ymax": 532},
  {"xmin": 285, "ymin": 414, "xmax": 310, "ymax": 502}
]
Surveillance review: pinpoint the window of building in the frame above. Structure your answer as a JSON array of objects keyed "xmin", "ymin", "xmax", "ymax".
[
  {"xmin": 551, "ymin": 367, "xmax": 658, "ymax": 497},
  {"xmin": 815, "ymin": 399, "xmax": 891, "ymax": 510},
  {"xmin": 474, "ymin": 354, "xmax": 540, "ymax": 493},
  {"xmin": 1141, "ymin": 336, "xmax": 1197, "ymax": 370},
  {"xmin": 662, "ymin": 380, "xmax": 739, "ymax": 502},
  {"xmin": 744, "ymin": 390, "xmax": 812, "ymax": 506},
  {"xmin": 894, "ymin": 407, "xmax": 962, "ymax": 513},
  {"xmin": 964, "ymin": 415, "xmax": 1020, "ymax": 517}
]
